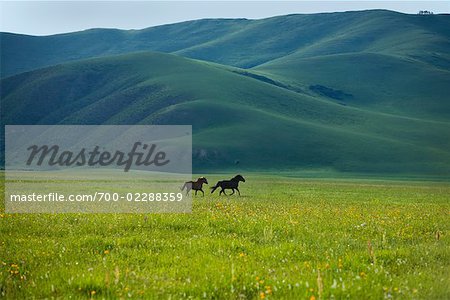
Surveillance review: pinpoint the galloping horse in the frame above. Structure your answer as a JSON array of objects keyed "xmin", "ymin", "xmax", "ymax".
[
  {"xmin": 181, "ymin": 177, "xmax": 208, "ymax": 196},
  {"xmin": 210, "ymin": 175, "xmax": 245, "ymax": 196}
]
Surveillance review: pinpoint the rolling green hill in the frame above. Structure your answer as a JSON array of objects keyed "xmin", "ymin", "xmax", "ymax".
[
  {"xmin": 2, "ymin": 10, "xmax": 449, "ymax": 77},
  {"xmin": 1, "ymin": 10, "xmax": 450, "ymax": 174},
  {"xmin": 2, "ymin": 51, "xmax": 449, "ymax": 174},
  {"xmin": 255, "ymin": 52, "xmax": 450, "ymax": 120}
]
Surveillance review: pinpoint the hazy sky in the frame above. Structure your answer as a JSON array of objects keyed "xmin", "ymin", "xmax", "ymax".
[{"xmin": 1, "ymin": 1, "xmax": 449, "ymax": 35}]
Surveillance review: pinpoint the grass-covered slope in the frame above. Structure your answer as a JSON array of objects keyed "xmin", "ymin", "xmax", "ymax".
[
  {"xmin": 2, "ymin": 10, "xmax": 449, "ymax": 77},
  {"xmin": 255, "ymin": 52, "xmax": 450, "ymax": 120},
  {"xmin": 2, "ymin": 52, "xmax": 449, "ymax": 174},
  {"xmin": 0, "ymin": 18, "xmax": 249, "ymax": 77}
]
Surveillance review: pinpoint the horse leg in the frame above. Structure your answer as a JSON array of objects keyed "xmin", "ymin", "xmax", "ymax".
[
  {"xmin": 195, "ymin": 190, "xmax": 198, "ymax": 196},
  {"xmin": 230, "ymin": 189, "xmax": 235, "ymax": 195},
  {"xmin": 236, "ymin": 187, "xmax": 241, "ymax": 196},
  {"xmin": 200, "ymin": 189, "xmax": 205, "ymax": 196},
  {"xmin": 222, "ymin": 189, "xmax": 227, "ymax": 196}
]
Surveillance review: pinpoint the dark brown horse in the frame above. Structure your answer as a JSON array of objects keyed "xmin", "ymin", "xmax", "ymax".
[
  {"xmin": 210, "ymin": 175, "xmax": 245, "ymax": 196},
  {"xmin": 181, "ymin": 177, "xmax": 208, "ymax": 196}
]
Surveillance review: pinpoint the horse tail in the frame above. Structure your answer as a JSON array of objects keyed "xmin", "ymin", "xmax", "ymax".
[
  {"xmin": 181, "ymin": 182, "xmax": 188, "ymax": 191},
  {"xmin": 210, "ymin": 182, "xmax": 220, "ymax": 194}
]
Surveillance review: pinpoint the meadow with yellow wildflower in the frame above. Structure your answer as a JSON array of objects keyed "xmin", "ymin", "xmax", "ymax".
[{"xmin": 1, "ymin": 175, "xmax": 449, "ymax": 299}]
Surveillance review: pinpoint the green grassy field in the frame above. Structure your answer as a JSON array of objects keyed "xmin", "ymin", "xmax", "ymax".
[{"xmin": 1, "ymin": 174, "xmax": 449, "ymax": 299}]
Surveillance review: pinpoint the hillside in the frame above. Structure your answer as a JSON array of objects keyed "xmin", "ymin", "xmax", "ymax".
[
  {"xmin": 2, "ymin": 52, "xmax": 450, "ymax": 174},
  {"xmin": 1, "ymin": 10, "xmax": 450, "ymax": 174},
  {"xmin": 2, "ymin": 10, "xmax": 449, "ymax": 77},
  {"xmin": 255, "ymin": 52, "xmax": 450, "ymax": 120}
]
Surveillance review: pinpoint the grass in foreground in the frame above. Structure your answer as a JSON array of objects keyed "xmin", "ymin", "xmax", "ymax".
[{"xmin": 1, "ymin": 175, "xmax": 449, "ymax": 299}]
